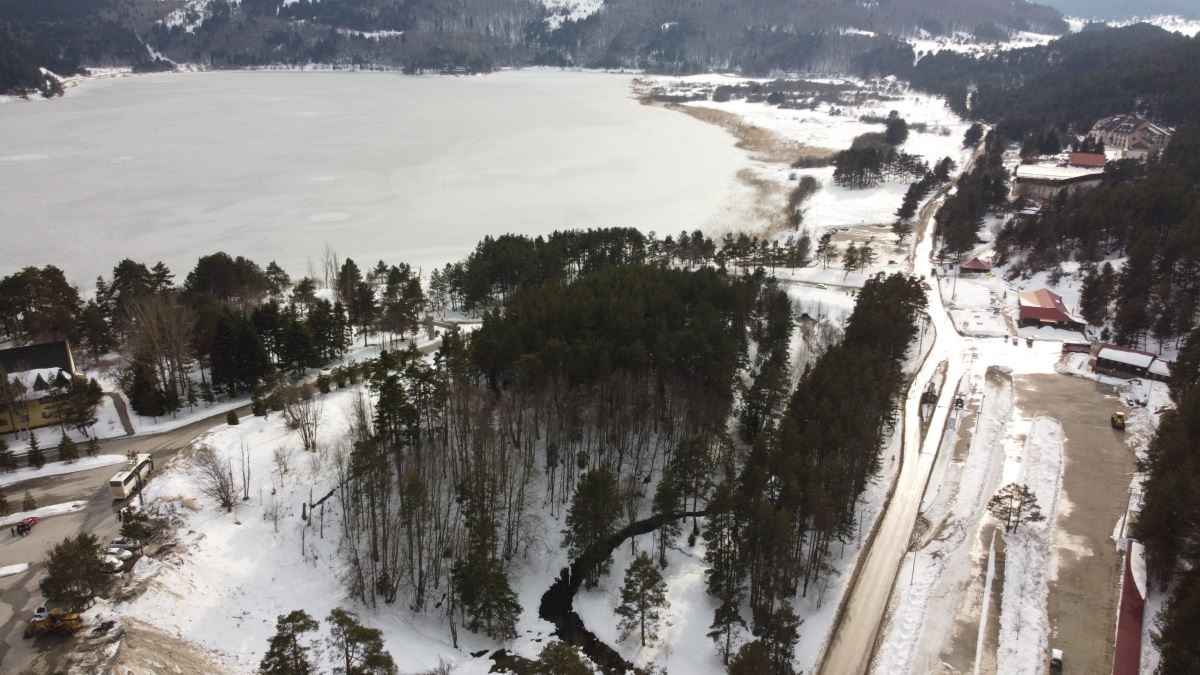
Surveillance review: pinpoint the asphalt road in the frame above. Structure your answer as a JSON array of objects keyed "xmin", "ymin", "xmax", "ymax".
[{"xmin": 0, "ymin": 402, "xmax": 251, "ymax": 673}]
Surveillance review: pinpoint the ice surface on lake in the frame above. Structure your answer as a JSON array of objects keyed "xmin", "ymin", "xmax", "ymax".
[{"xmin": 0, "ymin": 70, "xmax": 752, "ymax": 284}]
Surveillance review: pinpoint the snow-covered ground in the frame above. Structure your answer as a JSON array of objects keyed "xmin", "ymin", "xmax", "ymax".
[
  {"xmin": 903, "ymin": 30, "xmax": 1060, "ymax": 63},
  {"xmin": 120, "ymin": 388, "xmax": 510, "ymax": 674},
  {"xmin": 541, "ymin": 0, "xmax": 604, "ymax": 30},
  {"xmin": 640, "ymin": 75, "xmax": 974, "ymax": 245},
  {"xmin": 0, "ymin": 455, "xmax": 127, "ymax": 488},
  {"xmin": 1107, "ymin": 15, "xmax": 1200, "ymax": 37}
]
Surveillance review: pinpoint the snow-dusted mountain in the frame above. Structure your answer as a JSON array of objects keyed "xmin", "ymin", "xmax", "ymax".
[{"xmin": 2, "ymin": 0, "xmax": 1070, "ymax": 95}]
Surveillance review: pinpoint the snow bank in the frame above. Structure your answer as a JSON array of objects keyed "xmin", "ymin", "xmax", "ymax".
[
  {"xmin": 0, "ymin": 454, "xmax": 128, "ymax": 488},
  {"xmin": 875, "ymin": 370, "xmax": 1012, "ymax": 674},
  {"xmin": 996, "ymin": 417, "xmax": 1064, "ymax": 675},
  {"xmin": 0, "ymin": 500, "xmax": 88, "ymax": 527},
  {"xmin": 0, "ymin": 563, "xmax": 30, "ymax": 577}
]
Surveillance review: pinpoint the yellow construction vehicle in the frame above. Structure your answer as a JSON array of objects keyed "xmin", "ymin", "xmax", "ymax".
[
  {"xmin": 1111, "ymin": 411, "xmax": 1126, "ymax": 431},
  {"xmin": 23, "ymin": 608, "xmax": 83, "ymax": 638}
]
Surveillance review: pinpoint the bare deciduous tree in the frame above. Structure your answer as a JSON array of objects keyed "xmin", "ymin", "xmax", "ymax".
[
  {"xmin": 120, "ymin": 293, "xmax": 195, "ymax": 404},
  {"xmin": 240, "ymin": 441, "xmax": 252, "ymax": 501},
  {"xmin": 190, "ymin": 445, "xmax": 237, "ymax": 511},
  {"xmin": 273, "ymin": 444, "xmax": 294, "ymax": 483},
  {"xmin": 282, "ymin": 384, "xmax": 324, "ymax": 451}
]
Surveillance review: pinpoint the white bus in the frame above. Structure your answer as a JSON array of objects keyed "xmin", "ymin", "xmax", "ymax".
[{"xmin": 109, "ymin": 454, "xmax": 154, "ymax": 500}]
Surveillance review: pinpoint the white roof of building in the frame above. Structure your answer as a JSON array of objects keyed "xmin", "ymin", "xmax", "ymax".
[
  {"xmin": 1148, "ymin": 359, "xmax": 1171, "ymax": 377},
  {"xmin": 1015, "ymin": 164, "xmax": 1105, "ymax": 182},
  {"xmin": 1097, "ymin": 347, "xmax": 1154, "ymax": 369}
]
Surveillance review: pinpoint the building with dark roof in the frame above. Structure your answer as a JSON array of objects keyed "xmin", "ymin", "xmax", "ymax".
[
  {"xmin": 1088, "ymin": 115, "xmax": 1173, "ymax": 159},
  {"xmin": 0, "ymin": 341, "xmax": 83, "ymax": 434},
  {"xmin": 0, "ymin": 340, "xmax": 77, "ymax": 375}
]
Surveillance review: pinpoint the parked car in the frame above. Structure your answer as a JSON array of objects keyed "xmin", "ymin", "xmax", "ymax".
[
  {"xmin": 15, "ymin": 517, "xmax": 39, "ymax": 536},
  {"xmin": 102, "ymin": 555, "xmax": 125, "ymax": 573},
  {"xmin": 109, "ymin": 537, "xmax": 139, "ymax": 551},
  {"xmin": 33, "ymin": 605, "xmax": 48, "ymax": 621},
  {"xmin": 105, "ymin": 547, "xmax": 133, "ymax": 561},
  {"xmin": 815, "ymin": 284, "xmax": 828, "ymax": 289}
]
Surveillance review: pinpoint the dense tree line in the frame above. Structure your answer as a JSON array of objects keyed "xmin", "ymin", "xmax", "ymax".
[
  {"xmin": 705, "ymin": 272, "xmax": 928, "ymax": 673},
  {"xmin": 933, "ymin": 132, "xmax": 1009, "ymax": 256},
  {"xmin": 329, "ymin": 248, "xmax": 793, "ymax": 649},
  {"xmin": 1136, "ymin": 327, "xmax": 1200, "ymax": 674},
  {"xmin": 908, "ymin": 24, "xmax": 1200, "ymax": 140}
]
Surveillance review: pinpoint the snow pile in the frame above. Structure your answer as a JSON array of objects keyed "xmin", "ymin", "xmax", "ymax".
[
  {"xmin": 0, "ymin": 499, "xmax": 88, "ymax": 527},
  {"xmin": 0, "ymin": 563, "xmax": 30, "ymax": 577},
  {"xmin": 0, "ymin": 455, "xmax": 128, "ymax": 488},
  {"xmin": 995, "ymin": 416, "xmax": 1064, "ymax": 675},
  {"xmin": 542, "ymin": 0, "xmax": 604, "ymax": 30}
]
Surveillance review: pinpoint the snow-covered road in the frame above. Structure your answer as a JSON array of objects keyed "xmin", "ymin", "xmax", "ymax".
[{"xmin": 817, "ymin": 191, "xmax": 967, "ymax": 673}]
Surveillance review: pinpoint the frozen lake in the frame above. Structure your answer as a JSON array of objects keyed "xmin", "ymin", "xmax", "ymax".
[{"xmin": 0, "ymin": 70, "xmax": 753, "ymax": 284}]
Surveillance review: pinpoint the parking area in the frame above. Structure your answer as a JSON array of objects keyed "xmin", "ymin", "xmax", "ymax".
[{"xmin": 1016, "ymin": 373, "xmax": 1134, "ymax": 675}]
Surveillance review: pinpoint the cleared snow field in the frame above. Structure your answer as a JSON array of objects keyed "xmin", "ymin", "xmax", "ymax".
[{"xmin": 0, "ymin": 70, "xmax": 755, "ymax": 285}]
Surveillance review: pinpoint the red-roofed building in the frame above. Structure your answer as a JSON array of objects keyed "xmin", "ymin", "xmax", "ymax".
[
  {"xmin": 1017, "ymin": 289, "xmax": 1083, "ymax": 330},
  {"xmin": 1069, "ymin": 151, "xmax": 1106, "ymax": 168},
  {"xmin": 958, "ymin": 257, "xmax": 992, "ymax": 275}
]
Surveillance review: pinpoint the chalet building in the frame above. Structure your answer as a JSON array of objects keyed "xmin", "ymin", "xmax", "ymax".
[
  {"xmin": 0, "ymin": 341, "xmax": 83, "ymax": 434},
  {"xmin": 1094, "ymin": 344, "xmax": 1172, "ymax": 381},
  {"xmin": 1017, "ymin": 288, "xmax": 1084, "ymax": 330},
  {"xmin": 1014, "ymin": 164, "xmax": 1104, "ymax": 200},
  {"xmin": 1088, "ymin": 115, "xmax": 1173, "ymax": 159},
  {"xmin": 958, "ymin": 257, "xmax": 992, "ymax": 275}
]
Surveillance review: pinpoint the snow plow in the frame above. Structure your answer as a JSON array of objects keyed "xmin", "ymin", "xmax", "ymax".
[
  {"xmin": 1111, "ymin": 411, "xmax": 1126, "ymax": 431},
  {"xmin": 23, "ymin": 608, "xmax": 83, "ymax": 638}
]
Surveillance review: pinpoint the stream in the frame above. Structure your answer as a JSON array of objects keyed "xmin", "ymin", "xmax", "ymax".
[{"xmin": 492, "ymin": 508, "xmax": 708, "ymax": 674}]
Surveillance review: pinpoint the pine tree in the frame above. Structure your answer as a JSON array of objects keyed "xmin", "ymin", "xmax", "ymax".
[
  {"xmin": 27, "ymin": 434, "xmax": 45, "ymax": 469},
  {"xmin": 452, "ymin": 473, "xmax": 520, "ymax": 640},
  {"xmin": 325, "ymin": 608, "xmax": 396, "ymax": 675},
  {"xmin": 814, "ymin": 232, "xmax": 835, "ymax": 269},
  {"xmin": 841, "ymin": 243, "xmax": 860, "ymax": 278},
  {"xmin": 728, "ymin": 640, "xmax": 773, "ymax": 675},
  {"xmin": 616, "ymin": 552, "xmax": 669, "ymax": 647},
  {"xmin": 564, "ymin": 468, "xmax": 622, "ymax": 588},
  {"xmin": 752, "ymin": 604, "xmax": 800, "ymax": 675},
  {"xmin": 23, "ymin": 490, "xmax": 37, "ymax": 511},
  {"xmin": 962, "ymin": 123, "xmax": 984, "ymax": 149},
  {"xmin": 259, "ymin": 610, "xmax": 320, "ymax": 675},
  {"xmin": 533, "ymin": 641, "xmax": 592, "ymax": 675},
  {"xmin": 652, "ymin": 468, "xmax": 682, "ymax": 567},
  {"xmin": 85, "ymin": 435, "xmax": 100, "ymax": 458},
  {"xmin": 58, "ymin": 434, "xmax": 78, "ymax": 464},
  {"xmin": 0, "ymin": 487, "xmax": 9, "ymax": 516},
  {"xmin": 708, "ymin": 598, "xmax": 747, "ymax": 666},
  {"xmin": 987, "ymin": 483, "xmax": 1045, "ymax": 532}
]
